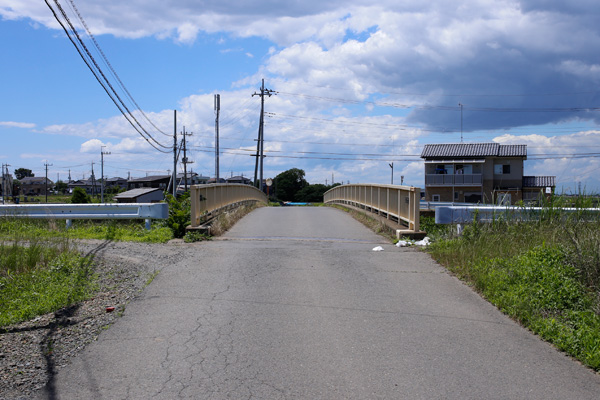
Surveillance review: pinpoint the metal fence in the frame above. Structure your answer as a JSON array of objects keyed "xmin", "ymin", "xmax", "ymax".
[
  {"xmin": 324, "ymin": 184, "xmax": 420, "ymax": 233},
  {"xmin": 435, "ymin": 205, "xmax": 600, "ymax": 224},
  {"xmin": 0, "ymin": 203, "xmax": 168, "ymax": 229},
  {"xmin": 189, "ymin": 183, "xmax": 268, "ymax": 228}
]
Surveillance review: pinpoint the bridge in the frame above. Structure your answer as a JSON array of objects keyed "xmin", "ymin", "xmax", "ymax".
[
  {"xmin": 28, "ymin": 185, "xmax": 600, "ymax": 399},
  {"xmin": 189, "ymin": 183, "xmax": 421, "ymax": 237}
]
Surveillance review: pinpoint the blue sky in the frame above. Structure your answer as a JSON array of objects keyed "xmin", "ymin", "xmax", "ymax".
[{"xmin": 1, "ymin": 0, "xmax": 599, "ymax": 193}]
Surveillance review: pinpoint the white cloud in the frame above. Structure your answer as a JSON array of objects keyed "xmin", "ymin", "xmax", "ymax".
[{"xmin": 0, "ymin": 121, "xmax": 36, "ymax": 129}]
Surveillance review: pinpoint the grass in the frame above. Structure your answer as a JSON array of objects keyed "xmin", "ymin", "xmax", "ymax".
[
  {"xmin": 0, "ymin": 218, "xmax": 173, "ymax": 243},
  {"xmin": 426, "ymin": 202, "xmax": 600, "ymax": 370},
  {"xmin": 0, "ymin": 236, "xmax": 96, "ymax": 327},
  {"xmin": 0, "ymin": 217, "xmax": 171, "ymax": 327}
]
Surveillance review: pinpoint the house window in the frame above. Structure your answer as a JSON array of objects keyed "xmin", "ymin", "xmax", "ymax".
[
  {"xmin": 494, "ymin": 164, "xmax": 511, "ymax": 174},
  {"xmin": 432, "ymin": 194, "xmax": 440, "ymax": 202},
  {"xmin": 454, "ymin": 191, "xmax": 459, "ymax": 200}
]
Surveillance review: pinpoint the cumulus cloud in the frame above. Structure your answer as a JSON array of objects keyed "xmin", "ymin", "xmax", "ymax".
[
  {"xmin": 7, "ymin": 1, "xmax": 599, "ymax": 131},
  {"xmin": 493, "ymin": 131, "xmax": 600, "ymax": 192},
  {"xmin": 5, "ymin": 0, "xmax": 600, "ymax": 188}
]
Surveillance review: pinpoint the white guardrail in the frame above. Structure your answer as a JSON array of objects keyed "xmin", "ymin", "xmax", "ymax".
[
  {"xmin": 324, "ymin": 184, "xmax": 421, "ymax": 233},
  {"xmin": 0, "ymin": 203, "xmax": 168, "ymax": 230},
  {"xmin": 435, "ymin": 205, "xmax": 600, "ymax": 224},
  {"xmin": 189, "ymin": 183, "xmax": 268, "ymax": 228}
]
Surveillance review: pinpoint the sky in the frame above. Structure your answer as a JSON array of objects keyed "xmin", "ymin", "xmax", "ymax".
[{"xmin": 1, "ymin": 0, "xmax": 599, "ymax": 193}]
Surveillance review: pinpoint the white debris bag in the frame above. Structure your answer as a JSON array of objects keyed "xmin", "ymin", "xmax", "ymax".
[
  {"xmin": 414, "ymin": 237, "xmax": 431, "ymax": 246},
  {"xmin": 372, "ymin": 246, "xmax": 385, "ymax": 252},
  {"xmin": 395, "ymin": 237, "xmax": 431, "ymax": 247}
]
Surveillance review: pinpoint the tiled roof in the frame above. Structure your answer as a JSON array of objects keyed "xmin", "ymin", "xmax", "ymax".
[
  {"xmin": 421, "ymin": 143, "xmax": 527, "ymax": 159},
  {"xmin": 114, "ymin": 188, "xmax": 163, "ymax": 199},
  {"xmin": 20, "ymin": 177, "xmax": 52, "ymax": 184},
  {"xmin": 523, "ymin": 176, "xmax": 556, "ymax": 187},
  {"xmin": 128, "ymin": 175, "xmax": 170, "ymax": 182}
]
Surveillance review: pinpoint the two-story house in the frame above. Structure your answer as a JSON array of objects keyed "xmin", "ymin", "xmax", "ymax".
[
  {"xmin": 421, "ymin": 143, "xmax": 555, "ymax": 205},
  {"xmin": 20, "ymin": 176, "xmax": 54, "ymax": 196}
]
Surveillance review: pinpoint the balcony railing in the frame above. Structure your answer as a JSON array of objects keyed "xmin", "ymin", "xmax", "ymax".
[{"xmin": 425, "ymin": 174, "xmax": 482, "ymax": 186}]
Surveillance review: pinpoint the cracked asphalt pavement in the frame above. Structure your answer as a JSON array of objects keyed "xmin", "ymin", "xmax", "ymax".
[{"xmin": 36, "ymin": 207, "xmax": 600, "ymax": 399}]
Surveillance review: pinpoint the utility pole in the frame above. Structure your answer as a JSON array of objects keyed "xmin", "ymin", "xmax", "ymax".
[
  {"xmin": 182, "ymin": 127, "xmax": 194, "ymax": 192},
  {"xmin": 44, "ymin": 161, "xmax": 52, "ymax": 203},
  {"xmin": 252, "ymin": 79, "xmax": 275, "ymax": 191},
  {"xmin": 173, "ymin": 110, "xmax": 177, "ymax": 197},
  {"xmin": 214, "ymin": 94, "xmax": 220, "ymax": 182},
  {"xmin": 1, "ymin": 163, "xmax": 7, "ymax": 204},
  {"xmin": 101, "ymin": 146, "xmax": 111, "ymax": 202},
  {"xmin": 389, "ymin": 162, "xmax": 394, "ymax": 185},
  {"xmin": 459, "ymin": 103, "xmax": 464, "ymax": 143},
  {"xmin": 91, "ymin": 162, "xmax": 96, "ymax": 197}
]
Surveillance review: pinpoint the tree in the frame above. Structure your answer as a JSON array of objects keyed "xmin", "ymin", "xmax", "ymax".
[
  {"xmin": 55, "ymin": 180, "xmax": 68, "ymax": 194},
  {"xmin": 14, "ymin": 168, "xmax": 34, "ymax": 180},
  {"xmin": 296, "ymin": 184, "xmax": 329, "ymax": 203},
  {"xmin": 71, "ymin": 187, "xmax": 90, "ymax": 204},
  {"xmin": 274, "ymin": 168, "xmax": 308, "ymax": 201}
]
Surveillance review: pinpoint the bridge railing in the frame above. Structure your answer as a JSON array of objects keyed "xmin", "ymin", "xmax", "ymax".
[
  {"xmin": 189, "ymin": 183, "xmax": 268, "ymax": 227},
  {"xmin": 324, "ymin": 184, "xmax": 420, "ymax": 233}
]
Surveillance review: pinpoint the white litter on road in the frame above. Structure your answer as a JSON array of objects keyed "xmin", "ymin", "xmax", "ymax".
[
  {"xmin": 372, "ymin": 246, "xmax": 385, "ymax": 251},
  {"xmin": 395, "ymin": 237, "xmax": 431, "ymax": 247}
]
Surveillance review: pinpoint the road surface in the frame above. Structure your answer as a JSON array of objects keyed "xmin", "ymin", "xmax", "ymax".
[{"xmin": 38, "ymin": 207, "xmax": 600, "ymax": 399}]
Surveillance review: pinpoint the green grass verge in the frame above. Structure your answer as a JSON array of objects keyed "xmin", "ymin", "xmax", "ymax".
[
  {"xmin": 0, "ymin": 218, "xmax": 173, "ymax": 243},
  {"xmin": 0, "ymin": 239, "xmax": 96, "ymax": 327},
  {"xmin": 427, "ymin": 215, "xmax": 600, "ymax": 370}
]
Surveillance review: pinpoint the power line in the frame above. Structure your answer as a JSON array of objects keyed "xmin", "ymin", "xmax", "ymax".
[
  {"xmin": 296, "ymin": 82, "xmax": 600, "ymax": 98},
  {"xmin": 66, "ymin": 0, "xmax": 171, "ymax": 137},
  {"xmin": 44, "ymin": 0, "xmax": 171, "ymax": 153},
  {"xmin": 276, "ymin": 91, "xmax": 600, "ymax": 113}
]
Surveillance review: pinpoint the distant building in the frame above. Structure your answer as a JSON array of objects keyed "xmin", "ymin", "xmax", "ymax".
[
  {"xmin": 127, "ymin": 175, "xmax": 170, "ymax": 190},
  {"xmin": 68, "ymin": 178, "xmax": 100, "ymax": 195},
  {"xmin": 522, "ymin": 176, "xmax": 556, "ymax": 204},
  {"xmin": 20, "ymin": 176, "xmax": 54, "ymax": 196},
  {"xmin": 226, "ymin": 175, "xmax": 252, "ymax": 185},
  {"xmin": 104, "ymin": 177, "xmax": 128, "ymax": 191},
  {"xmin": 421, "ymin": 143, "xmax": 555, "ymax": 205},
  {"xmin": 113, "ymin": 188, "xmax": 164, "ymax": 203},
  {"xmin": 176, "ymin": 172, "xmax": 210, "ymax": 188}
]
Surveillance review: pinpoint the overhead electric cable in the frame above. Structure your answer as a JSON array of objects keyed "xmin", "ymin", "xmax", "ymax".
[
  {"xmin": 45, "ymin": 0, "xmax": 171, "ymax": 153},
  {"xmin": 65, "ymin": 0, "xmax": 170, "ymax": 137},
  {"xmin": 276, "ymin": 91, "xmax": 600, "ymax": 113}
]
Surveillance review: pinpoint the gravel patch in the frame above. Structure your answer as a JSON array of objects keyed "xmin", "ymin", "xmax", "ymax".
[{"xmin": 0, "ymin": 239, "xmax": 184, "ymax": 400}]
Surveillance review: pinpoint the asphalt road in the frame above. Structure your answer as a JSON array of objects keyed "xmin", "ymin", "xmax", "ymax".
[{"xmin": 39, "ymin": 207, "xmax": 600, "ymax": 399}]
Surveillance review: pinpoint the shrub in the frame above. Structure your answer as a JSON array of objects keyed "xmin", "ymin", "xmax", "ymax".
[
  {"xmin": 164, "ymin": 193, "xmax": 190, "ymax": 238},
  {"xmin": 71, "ymin": 187, "xmax": 90, "ymax": 204}
]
